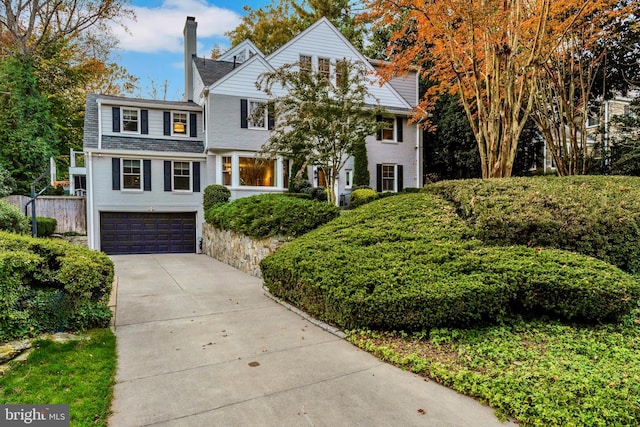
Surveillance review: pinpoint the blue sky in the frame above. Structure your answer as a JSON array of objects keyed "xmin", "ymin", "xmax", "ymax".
[{"xmin": 112, "ymin": 0, "xmax": 269, "ymax": 100}]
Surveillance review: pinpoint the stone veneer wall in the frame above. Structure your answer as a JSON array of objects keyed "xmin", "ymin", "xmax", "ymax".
[{"xmin": 202, "ymin": 223, "xmax": 289, "ymax": 278}]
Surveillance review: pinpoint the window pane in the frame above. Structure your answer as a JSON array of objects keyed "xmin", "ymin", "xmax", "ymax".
[
  {"xmin": 248, "ymin": 101, "xmax": 266, "ymax": 128},
  {"xmin": 123, "ymin": 159, "xmax": 141, "ymax": 189},
  {"xmin": 222, "ymin": 156, "xmax": 232, "ymax": 186},
  {"xmin": 123, "ymin": 109, "xmax": 138, "ymax": 132},
  {"xmin": 173, "ymin": 161, "xmax": 191, "ymax": 191},
  {"xmin": 173, "ymin": 113, "xmax": 187, "ymax": 134},
  {"xmin": 382, "ymin": 117, "xmax": 395, "ymax": 141},
  {"xmin": 239, "ymin": 157, "xmax": 275, "ymax": 187},
  {"xmin": 300, "ymin": 55, "xmax": 312, "ymax": 73},
  {"xmin": 382, "ymin": 165, "xmax": 395, "ymax": 192},
  {"xmin": 319, "ymin": 57, "xmax": 330, "ymax": 80}
]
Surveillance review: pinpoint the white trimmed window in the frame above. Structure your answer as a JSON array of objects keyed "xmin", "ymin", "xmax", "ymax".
[
  {"xmin": 300, "ymin": 55, "xmax": 312, "ymax": 73},
  {"xmin": 248, "ymin": 100, "xmax": 267, "ymax": 129},
  {"xmin": 381, "ymin": 117, "xmax": 396, "ymax": 141},
  {"xmin": 345, "ymin": 169, "xmax": 353, "ymax": 189},
  {"xmin": 239, "ymin": 157, "xmax": 275, "ymax": 187},
  {"xmin": 382, "ymin": 164, "xmax": 396, "ymax": 192},
  {"xmin": 173, "ymin": 161, "xmax": 191, "ymax": 191},
  {"xmin": 122, "ymin": 108, "xmax": 139, "ymax": 133},
  {"xmin": 122, "ymin": 159, "xmax": 142, "ymax": 190},
  {"xmin": 222, "ymin": 156, "xmax": 232, "ymax": 186},
  {"xmin": 172, "ymin": 112, "xmax": 188, "ymax": 135},
  {"xmin": 318, "ymin": 57, "xmax": 331, "ymax": 80}
]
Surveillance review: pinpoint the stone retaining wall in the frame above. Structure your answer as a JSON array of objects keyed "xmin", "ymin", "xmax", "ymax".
[{"xmin": 202, "ymin": 223, "xmax": 289, "ymax": 278}]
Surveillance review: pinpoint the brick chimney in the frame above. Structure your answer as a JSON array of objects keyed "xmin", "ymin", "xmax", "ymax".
[{"xmin": 184, "ymin": 16, "xmax": 197, "ymax": 102}]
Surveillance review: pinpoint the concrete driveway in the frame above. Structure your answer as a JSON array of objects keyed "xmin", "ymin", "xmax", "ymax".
[{"xmin": 109, "ymin": 254, "xmax": 512, "ymax": 426}]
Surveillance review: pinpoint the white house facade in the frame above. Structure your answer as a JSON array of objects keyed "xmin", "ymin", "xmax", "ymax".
[{"xmin": 83, "ymin": 16, "xmax": 422, "ymax": 255}]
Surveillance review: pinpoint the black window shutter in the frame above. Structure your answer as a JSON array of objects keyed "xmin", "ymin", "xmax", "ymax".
[
  {"xmin": 143, "ymin": 159, "xmax": 151, "ymax": 191},
  {"xmin": 189, "ymin": 113, "xmax": 197, "ymax": 137},
  {"xmin": 163, "ymin": 112, "xmax": 171, "ymax": 135},
  {"xmin": 268, "ymin": 104, "xmax": 275, "ymax": 130},
  {"xmin": 112, "ymin": 158, "xmax": 120, "ymax": 190},
  {"xmin": 141, "ymin": 110, "xmax": 149, "ymax": 134},
  {"xmin": 240, "ymin": 99, "xmax": 248, "ymax": 128},
  {"xmin": 193, "ymin": 162, "xmax": 201, "ymax": 192},
  {"xmin": 112, "ymin": 107, "xmax": 120, "ymax": 133},
  {"xmin": 164, "ymin": 161, "xmax": 172, "ymax": 191},
  {"xmin": 376, "ymin": 115, "xmax": 382, "ymax": 140},
  {"xmin": 397, "ymin": 165, "xmax": 404, "ymax": 192},
  {"xmin": 376, "ymin": 164, "xmax": 382, "ymax": 192},
  {"xmin": 396, "ymin": 117, "xmax": 403, "ymax": 142}
]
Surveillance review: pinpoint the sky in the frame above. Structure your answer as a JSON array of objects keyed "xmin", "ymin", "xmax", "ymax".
[{"xmin": 111, "ymin": 0, "xmax": 269, "ymax": 101}]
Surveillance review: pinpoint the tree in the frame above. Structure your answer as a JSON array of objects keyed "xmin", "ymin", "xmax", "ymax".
[
  {"xmin": 352, "ymin": 140, "xmax": 369, "ymax": 186},
  {"xmin": 365, "ymin": 0, "xmax": 551, "ymax": 178},
  {"xmin": 607, "ymin": 97, "xmax": 640, "ymax": 175},
  {"xmin": 0, "ymin": 54, "xmax": 56, "ymax": 194},
  {"xmin": 530, "ymin": 0, "xmax": 634, "ymax": 176},
  {"xmin": 227, "ymin": 0, "xmax": 365, "ymax": 54},
  {"xmin": 257, "ymin": 59, "xmax": 383, "ymax": 204},
  {"xmin": 0, "ymin": 0, "xmax": 133, "ymax": 56}
]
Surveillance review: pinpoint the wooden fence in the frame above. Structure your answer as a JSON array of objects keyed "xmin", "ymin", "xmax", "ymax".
[{"xmin": 3, "ymin": 195, "xmax": 87, "ymax": 234}]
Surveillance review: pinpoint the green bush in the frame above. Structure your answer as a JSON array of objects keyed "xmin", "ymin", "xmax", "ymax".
[
  {"xmin": 350, "ymin": 188, "xmax": 378, "ymax": 208},
  {"xmin": 260, "ymin": 193, "xmax": 640, "ymax": 331},
  {"xmin": 202, "ymin": 184, "xmax": 231, "ymax": 211},
  {"xmin": 205, "ymin": 193, "xmax": 340, "ymax": 239},
  {"xmin": 0, "ymin": 200, "xmax": 29, "ymax": 234},
  {"xmin": 301, "ymin": 186, "xmax": 328, "ymax": 202},
  {"xmin": 0, "ymin": 231, "xmax": 114, "ymax": 341},
  {"xmin": 36, "ymin": 216, "xmax": 56, "ymax": 237},
  {"xmin": 425, "ymin": 175, "xmax": 640, "ymax": 273}
]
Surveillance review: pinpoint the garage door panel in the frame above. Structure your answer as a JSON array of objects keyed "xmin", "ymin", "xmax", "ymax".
[{"xmin": 100, "ymin": 212, "xmax": 196, "ymax": 255}]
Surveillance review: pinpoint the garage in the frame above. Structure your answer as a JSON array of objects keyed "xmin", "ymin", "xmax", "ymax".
[{"xmin": 100, "ymin": 212, "xmax": 196, "ymax": 255}]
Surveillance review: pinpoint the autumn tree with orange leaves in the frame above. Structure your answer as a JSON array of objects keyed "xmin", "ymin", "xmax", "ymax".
[{"xmin": 364, "ymin": 0, "xmax": 551, "ymax": 178}]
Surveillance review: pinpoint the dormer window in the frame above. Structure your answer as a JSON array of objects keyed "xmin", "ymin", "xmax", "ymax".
[
  {"xmin": 122, "ymin": 108, "xmax": 139, "ymax": 133},
  {"xmin": 173, "ymin": 112, "xmax": 188, "ymax": 135}
]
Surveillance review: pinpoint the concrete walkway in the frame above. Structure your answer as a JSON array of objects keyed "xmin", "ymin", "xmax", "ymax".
[{"xmin": 109, "ymin": 254, "xmax": 512, "ymax": 426}]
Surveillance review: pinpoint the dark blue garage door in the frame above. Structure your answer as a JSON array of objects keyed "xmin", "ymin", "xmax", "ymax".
[{"xmin": 100, "ymin": 212, "xmax": 196, "ymax": 255}]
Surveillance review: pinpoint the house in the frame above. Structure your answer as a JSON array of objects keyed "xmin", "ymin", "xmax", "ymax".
[{"xmin": 83, "ymin": 16, "xmax": 422, "ymax": 255}]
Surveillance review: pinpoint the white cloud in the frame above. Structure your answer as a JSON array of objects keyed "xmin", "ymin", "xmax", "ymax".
[{"xmin": 112, "ymin": 0, "xmax": 241, "ymax": 53}]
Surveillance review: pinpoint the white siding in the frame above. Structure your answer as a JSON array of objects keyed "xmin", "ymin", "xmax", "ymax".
[
  {"xmin": 210, "ymin": 57, "xmax": 282, "ymax": 98},
  {"xmin": 208, "ymin": 94, "xmax": 270, "ymax": 152},
  {"xmin": 100, "ymin": 105, "xmax": 203, "ymax": 140},
  {"xmin": 267, "ymin": 20, "xmax": 411, "ymax": 109},
  {"xmin": 88, "ymin": 155, "xmax": 206, "ymax": 251}
]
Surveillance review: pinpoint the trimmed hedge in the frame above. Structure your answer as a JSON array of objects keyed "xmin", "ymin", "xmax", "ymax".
[
  {"xmin": 203, "ymin": 184, "xmax": 231, "ymax": 211},
  {"xmin": 424, "ymin": 175, "xmax": 640, "ymax": 273},
  {"xmin": 0, "ymin": 200, "xmax": 29, "ymax": 234},
  {"xmin": 260, "ymin": 193, "xmax": 640, "ymax": 331},
  {"xmin": 36, "ymin": 216, "xmax": 57, "ymax": 237},
  {"xmin": 0, "ymin": 232, "xmax": 114, "ymax": 341},
  {"xmin": 350, "ymin": 188, "xmax": 378, "ymax": 208},
  {"xmin": 205, "ymin": 193, "xmax": 340, "ymax": 239}
]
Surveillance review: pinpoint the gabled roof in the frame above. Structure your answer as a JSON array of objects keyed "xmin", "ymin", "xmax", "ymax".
[
  {"xmin": 194, "ymin": 58, "xmax": 237, "ymax": 87},
  {"xmin": 208, "ymin": 53, "xmax": 278, "ymax": 95},
  {"xmin": 217, "ymin": 39, "xmax": 264, "ymax": 62}
]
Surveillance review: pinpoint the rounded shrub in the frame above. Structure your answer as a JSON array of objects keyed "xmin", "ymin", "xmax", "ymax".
[
  {"xmin": 203, "ymin": 184, "xmax": 231, "ymax": 211},
  {"xmin": 0, "ymin": 200, "xmax": 29, "ymax": 234},
  {"xmin": 260, "ymin": 193, "xmax": 640, "ymax": 331},
  {"xmin": 205, "ymin": 193, "xmax": 340, "ymax": 238},
  {"xmin": 36, "ymin": 216, "xmax": 57, "ymax": 237},
  {"xmin": 350, "ymin": 188, "xmax": 378, "ymax": 208},
  {"xmin": 0, "ymin": 231, "xmax": 114, "ymax": 341}
]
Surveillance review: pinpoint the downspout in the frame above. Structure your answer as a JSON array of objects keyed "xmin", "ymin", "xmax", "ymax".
[{"xmin": 86, "ymin": 152, "xmax": 95, "ymax": 250}]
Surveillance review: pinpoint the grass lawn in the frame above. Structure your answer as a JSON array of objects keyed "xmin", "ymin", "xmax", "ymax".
[
  {"xmin": 348, "ymin": 306, "xmax": 640, "ymax": 426},
  {"xmin": 0, "ymin": 328, "xmax": 117, "ymax": 427}
]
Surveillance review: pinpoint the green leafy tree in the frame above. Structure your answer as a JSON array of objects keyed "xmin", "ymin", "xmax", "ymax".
[
  {"xmin": 0, "ymin": 55, "xmax": 56, "ymax": 194},
  {"xmin": 352, "ymin": 140, "xmax": 370, "ymax": 186},
  {"xmin": 607, "ymin": 97, "xmax": 640, "ymax": 175},
  {"xmin": 0, "ymin": 164, "xmax": 15, "ymax": 196},
  {"xmin": 258, "ymin": 59, "xmax": 383, "ymax": 204}
]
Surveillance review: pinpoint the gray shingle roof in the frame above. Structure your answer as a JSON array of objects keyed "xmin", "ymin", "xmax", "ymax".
[
  {"xmin": 194, "ymin": 58, "xmax": 236, "ymax": 87},
  {"xmin": 101, "ymin": 136, "xmax": 204, "ymax": 153}
]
